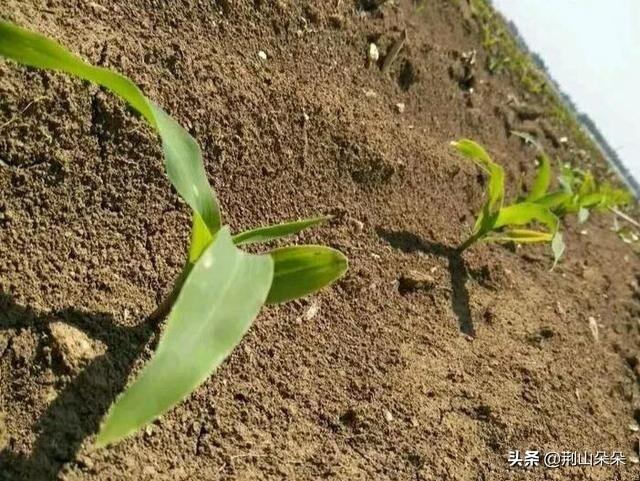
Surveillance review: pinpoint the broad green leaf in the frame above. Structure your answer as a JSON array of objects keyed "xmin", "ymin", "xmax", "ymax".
[
  {"xmin": 526, "ymin": 153, "xmax": 551, "ymax": 202},
  {"xmin": 95, "ymin": 228, "xmax": 274, "ymax": 447},
  {"xmin": 233, "ymin": 216, "xmax": 330, "ymax": 246},
  {"xmin": 0, "ymin": 21, "xmax": 221, "ymax": 234},
  {"xmin": 494, "ymin": 202, "xmax": 558, "ymax": 235},
  {"xmin": 451, "ymin": 139, "xmax": 505, "ymax": 235},
  {"xmin": 266, "ymin": 245, "xmax": 348, "ymax": 304}
]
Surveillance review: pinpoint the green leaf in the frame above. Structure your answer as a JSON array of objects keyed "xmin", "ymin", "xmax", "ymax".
[
  {"xmin": 233, "ymin": 216, "xmax": 331, "ymax": 246},
  {"xmin": 451, "ymin": 139, "xmax": 505, "ymax": 236},
  {"xmin": 578, "ymin": 171, "xmax": 596, "ymax": 197},
  {"xmin": 266, "ymin": 245, "xmax": 348, "ymax": 304},
  {"xmin": 0, "ymin": 21, "xmax": 221, "ymax": 235},
  {"xmin": 534, "ymin": 191, "xmax": 573, "ymax": 212},
  {"xmin": 188, "ymin": 213, "xmax": 214, "ymax": 263},
  {"xmin": 526, "ymin": 153, "xmax": 551, "ymax": 202},
  {"xmin": 558, "ymin": 165, "xmax": 578, "ymax": 193},
  {"xmin": 494, "ymin": 202, "xmax": 559, "ymax": 235},
  {"xmin": 95, "ymin": 228, "xmax": 274, "ymax": 447},
  {"xmin": 485, "ymin": 228, "xmax": 553, "ymax": 244}
]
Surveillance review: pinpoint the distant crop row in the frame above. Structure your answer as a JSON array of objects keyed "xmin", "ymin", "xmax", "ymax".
[{"xmin": 0, "ymin": 22, "xmax": 632, "ymax": 447}]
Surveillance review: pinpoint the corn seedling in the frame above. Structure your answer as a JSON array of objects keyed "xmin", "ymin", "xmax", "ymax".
[
  {"xmin": 451, "ymin": 139, "xmax": 564, "ymax": 265},
  {"xmin": 512, "ymin": 130, "xmax": 632, "ymax": 224},
  {"xmin": 0, "ymin": 22, "xmax": 348, "ymax": 447}
]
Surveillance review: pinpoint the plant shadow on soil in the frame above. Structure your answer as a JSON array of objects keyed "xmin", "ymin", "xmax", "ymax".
[
  {"xmin": 376, "ymin": 229, "xmax": 475, "ymax": 336},
  {"xmin": 0, "ymin": 292, "xmax": 154, "ymax": 480}
]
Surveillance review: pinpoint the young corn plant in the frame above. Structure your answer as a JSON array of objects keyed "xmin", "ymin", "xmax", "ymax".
[
  {"xmin": 538, "ymin": 165, "xmax": 633, "ymax": 223},
  {"xmin": 0, "ymin": 22, "xmax": 348, "ymax": 447},
  {"xmin": 451, "ymin": 139, "xmax": 565, "ymax": 264},
  {"xmin": 511, "ymin": 131, "xmax": 633, "ymax": 223}
]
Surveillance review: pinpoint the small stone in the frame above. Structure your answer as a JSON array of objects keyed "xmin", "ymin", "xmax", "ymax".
[
  {"xmin": 588, "ymin": 316, "xmax": 599, "ymax": 342},
  {"xmin": 368, "ymin": 43, "xmax": 379, "ymax": 63},
  {"xmin": 399, "ymin": 270, "xmax": 435, "ymax": 294},
  {"xmin": 49, "ymin": 322, "xmax": 105, "ymax": 372},
  {"xmin": 303, "ymin": 301, "xmax": 320, "ymax": 321},
  {"xmin": 395, "ymin": 102, "xmax": 405, "ymax": 113},
  {"xmin": 258, "ymin": 51, "xmax": 267, "ymax": 61},
  {"xmin": 383, "ymin": 409, "xmax": 393, "ymax": 423}
]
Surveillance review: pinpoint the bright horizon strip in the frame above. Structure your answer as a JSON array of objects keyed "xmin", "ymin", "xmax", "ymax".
[{"xmin": 491, "ymin": 0, "xmax": 640, "ymax": 183}]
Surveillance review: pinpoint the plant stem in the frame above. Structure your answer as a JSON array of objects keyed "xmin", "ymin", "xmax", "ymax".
[
  {"xmin": 147, "ymin": 263, "xmax": 193, "ymax": 325},
  {"xmin": 457, "ymin": 232, "xmax": 481, "ymax": 253}
]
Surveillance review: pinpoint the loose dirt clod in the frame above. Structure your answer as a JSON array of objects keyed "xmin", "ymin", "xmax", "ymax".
[
  {"xmin": 398, "ymin": 270, "xmax": 435, "ymax": 294},
  {"xmin": 49, "ymin": 322, "xmax": 105, "ymax": 372}
]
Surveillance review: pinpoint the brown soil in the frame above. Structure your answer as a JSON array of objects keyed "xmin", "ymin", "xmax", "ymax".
[{"xmin": 1, "ymin": 1, "xmax": 640, "ymax": 480}]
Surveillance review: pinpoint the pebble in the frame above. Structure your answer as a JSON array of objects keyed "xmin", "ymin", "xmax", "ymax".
[
  {"xmin": 368, "ymin": 43, "xmax": 379, "ymax": 63},
  {"xmin": 258, "ymin": 50, "xmax": 267, "ymax": 61},
  {"xmin": 303, "ymin": 301, "xmax": 320, "ymax": 321},
  {"xmin": 383, "ymin": 409, "xmax": 393, "ymax": 423},
  {"xmin": 587, "ymin": 316, "xmax": 599, "ymax": 342},
  {"xmin": 395, "ymin": 102, "xmax": 405, "ymax": 113}
]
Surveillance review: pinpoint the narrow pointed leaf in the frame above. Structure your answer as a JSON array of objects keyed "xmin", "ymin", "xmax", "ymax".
[
  {"xmin": 0, "ymin": 21, "xmax": 221, "ymax": 234},
  {"xmin": 526, "ymin": 153, "xmax": 551, "ymax": 202},
  {"xmin": 451, "ymin": 139, "xmax": 505, "ymax": 235},
  {"xmin": 266, "ymin": 245, "xmax": 348, "ymax": 304},
  {"xmin": 232, "ymin": 216, "xmax": 331, "ymax": 246},
  {"xmin": 485, "ymin": 229, "xmax": 553, "ymax": 244},
  {"xmin": 95, "ymin": 228, "xmax": 274, "ymax": 447}
]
